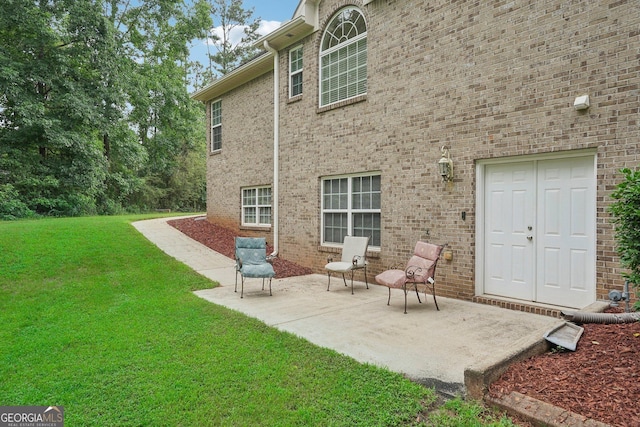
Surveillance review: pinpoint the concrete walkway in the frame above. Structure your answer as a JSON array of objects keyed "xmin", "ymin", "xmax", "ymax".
[{"xmin": 132, "ymin": 217, "xmax": 561, "ymax": 397}]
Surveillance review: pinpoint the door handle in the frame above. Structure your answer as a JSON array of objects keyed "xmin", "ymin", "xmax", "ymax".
[{"xmin": 527, "ymin": 235, "xmax": 533, "ymax": 241}]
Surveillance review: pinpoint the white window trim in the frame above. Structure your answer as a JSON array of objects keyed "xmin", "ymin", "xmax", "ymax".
[
  {"xmin": 241, "ymin": 186, "xmax": 272, "ymax": 227},
  {"xmin": 321, "ymin": 172, "xmax": 381, "ymax": 249},
  {"xmin": 289, "ymin": 45, "xmax": 303, "ymax": 98},
  {"xmin": 318, "ymin": 7, "xmax": 368, "ymax": 108},
  {"xmin": 210, "ymin": 99, "xmax": 222, "ymax": 153}
]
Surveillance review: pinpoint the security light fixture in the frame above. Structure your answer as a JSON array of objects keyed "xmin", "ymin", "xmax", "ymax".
[{"xmin": 574, "ymin": 94, "xmax": 590, "ymax": 110}]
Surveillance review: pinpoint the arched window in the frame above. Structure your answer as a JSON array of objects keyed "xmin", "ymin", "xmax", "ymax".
[{"xmin": 319, "ymin": 7, "xmax": 367, "ymax": 107}]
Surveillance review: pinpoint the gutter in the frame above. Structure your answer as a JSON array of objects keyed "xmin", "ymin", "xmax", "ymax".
[
  {"xmin": 192, "ymin": 15, "xmax": 314, "ymax": 102},
  {"xmin": 263, "ymin": 40, "xmax": 279, "ymax": 257},
  {"xmin": 190, "ymin": 52, "xmax": 272, "ymax": 102}
]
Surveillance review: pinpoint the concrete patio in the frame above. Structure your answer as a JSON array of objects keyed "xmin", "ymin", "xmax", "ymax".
[{"xmin": 133, "ymin": 216, "xmax": 561, "ymax": 397}]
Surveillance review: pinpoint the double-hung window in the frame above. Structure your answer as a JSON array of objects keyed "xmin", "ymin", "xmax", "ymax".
[
  {"xmin": 319, "ymin": 7, "xmax": 367, "ymax": 107},
  {"xmin": 210, "ymin": 99, "xmax": 222, "ymax": 152},
  {"xmin": 242, "ymin": 186, "xmax": 272, "ymax": 227},
  {"xmin": 322, "ymin": 174, "xmax": 381, "ymax": 247},
  {"xmin": 289, "ymin": 46, "xmax": 303, "ymax": 98}
]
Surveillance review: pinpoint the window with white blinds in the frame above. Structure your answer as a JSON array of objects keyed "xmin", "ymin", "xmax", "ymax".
[
  {"xmin": 289, "ymin": 46, "xmax": 303, "ymax": 98},
  {"xmin": 319, "ymin": 7, "xmax": 367, "ymax": 107},
  {"xmin": 210, "ymin": 99, "xmax": 222, "ymax": 152}
]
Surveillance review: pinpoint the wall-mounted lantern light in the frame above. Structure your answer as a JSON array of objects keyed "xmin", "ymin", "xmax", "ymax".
[{"xmin": 438, "ymin": 146, "xmax": 453, "ymax": 182}]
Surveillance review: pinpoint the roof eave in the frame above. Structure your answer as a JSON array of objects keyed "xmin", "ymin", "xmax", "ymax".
[
  {"xmin": 254, "ymin": 15, "xmax": 315, "ymax": 51},
  {"xmin": 191, "ymin": 11, "xmax": 317, "ymax": 102},
  {"xmin": 191, "ymin": 52, "xmax": 274, "ymax": 102}
]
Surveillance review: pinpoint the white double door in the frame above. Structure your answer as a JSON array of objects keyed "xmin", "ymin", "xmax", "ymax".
[{"xmin": 482, "ymin": 155, "xmax": 596, "ymax": 308}]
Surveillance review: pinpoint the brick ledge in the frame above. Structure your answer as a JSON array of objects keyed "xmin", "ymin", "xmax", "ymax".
[{"xmin": 472, "ymin": 296, "xmax": 563, "ymax": 318}]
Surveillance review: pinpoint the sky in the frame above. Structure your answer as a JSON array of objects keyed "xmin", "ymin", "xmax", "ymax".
[
  {"xmin": 190, "ymin": 0, "xmax": 301, "ymax": 78},
  {"xmin": 248, "ymin": 0, "xmax": 300, "ymax": 23}
]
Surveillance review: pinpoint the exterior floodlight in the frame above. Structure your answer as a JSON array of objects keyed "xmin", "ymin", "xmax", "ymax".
[{"xmin": 574, "ymin": 94, "xmax": 590, "ymax": 110}]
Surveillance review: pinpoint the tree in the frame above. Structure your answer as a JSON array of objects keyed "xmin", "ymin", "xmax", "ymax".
[
  {"xmin": 115, "ymin": 0, "xmax": 211, "ymax": 211},
  {"xmin": 0, "ymin": 0, "xmax": 211, "ymax": 217},
  {"xmin": 205, "ymin": 0, "xmax": 262, "ymax": 77},
  {"xmin": 0, "ymin": 0, "xmax": 113, "ymax": 216},
  {"xmin": 609, "ymin": 168, "xmax": 640, "ymax": 309}
]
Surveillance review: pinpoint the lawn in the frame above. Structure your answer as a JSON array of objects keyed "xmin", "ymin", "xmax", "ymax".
[{"xmin": 0, "ymin": 215, "xmax": 517, "ymax": 426}]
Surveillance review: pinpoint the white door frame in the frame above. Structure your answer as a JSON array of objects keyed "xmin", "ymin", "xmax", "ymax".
[{"xmin": 475, "ymin": 149, "xmax": 597, "ymax": 302}]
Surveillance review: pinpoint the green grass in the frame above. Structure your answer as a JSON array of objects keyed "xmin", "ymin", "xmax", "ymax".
[
  {"xmin": 0, "ymin": 215, "xmax": 518, "ymax": 426},
  {"xmin": 0, "ymin": 215, "xmax": 435, "ymax": 426},
  {"xmin": 424, "ymin": 398, "xmax": 517, "ymax": 426}
]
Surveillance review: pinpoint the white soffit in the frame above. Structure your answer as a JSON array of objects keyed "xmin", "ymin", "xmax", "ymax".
[
  {"xmin": 191, "ymin": 53, "xmax": 273, "ymax": 102},
  {"xmin": 191, "ymin": 15, "xmax": 315, "ymax": 102},
  {"xmin": 256, "ymin": 16, "xmax": 315, "ymax": 51}
]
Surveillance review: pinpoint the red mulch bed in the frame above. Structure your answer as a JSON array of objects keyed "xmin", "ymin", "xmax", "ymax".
[
  {"xmin": 489, "ymin": 309, "xmax": 640, "ymax": 427},
  {"xmin": 167, "ymin": 216, "xmax": 312, "ymax": 278},
  {"xmin": 169, "ymin": 216, "xmax": 640, "ymax": 426}
]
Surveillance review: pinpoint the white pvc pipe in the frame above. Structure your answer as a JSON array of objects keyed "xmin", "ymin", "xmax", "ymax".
[{"xmin": 263, "ymin": 40, "xmax": 279, "ymax": 257}]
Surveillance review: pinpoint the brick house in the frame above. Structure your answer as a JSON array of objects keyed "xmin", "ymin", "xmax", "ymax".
[{"xmin": 192, "ymin": 0, "xmax": 639, "ymax": 314}]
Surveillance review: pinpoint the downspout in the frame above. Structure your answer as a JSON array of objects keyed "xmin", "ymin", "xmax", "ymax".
[{"xmin": 264, "ymin": 40, "xmax": 279, "ymax": 257}]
